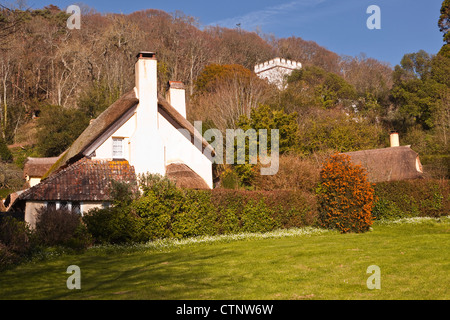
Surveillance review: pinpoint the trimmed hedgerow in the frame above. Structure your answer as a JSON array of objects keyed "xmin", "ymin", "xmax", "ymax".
[
  {"xmin": 83, "ymin": 174, "xmax": 318, "ymax": 244},
  {"xmin": 211, "ymin": 188, "xmax": 317, "ymax": 233},
  {"xmin": 133, "ymin": 174, "xmax": 218, "ymax": 240},
  {"xmin": 66, "ymin": 172, "xmax": 450, "ymax": 245},
  {"xmin": 316, "ymin": 153, "xmax": 376, "ymax": 233},
  {"xmin": 373, "ymin": 179, "xmax": 449, "ymax": 220},
  {"xmin": 133, "ymin": 188, "xmax": 218, "ymax": 240}
]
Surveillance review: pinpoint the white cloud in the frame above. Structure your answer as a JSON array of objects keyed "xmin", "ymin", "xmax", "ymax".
[{"xmin": 208, "ymin": 0, "xmax": 326, "ymax": 30}]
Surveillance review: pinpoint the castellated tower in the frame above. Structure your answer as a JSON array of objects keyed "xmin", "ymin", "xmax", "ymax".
[{"xmin": 254, "ymin": 58, "xmax": 302, "ymax": 90}]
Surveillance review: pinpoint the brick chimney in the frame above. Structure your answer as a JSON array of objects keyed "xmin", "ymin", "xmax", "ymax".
[{"xmin": 166, "ymin": 81, "xmax": 187, "ymax": 118}]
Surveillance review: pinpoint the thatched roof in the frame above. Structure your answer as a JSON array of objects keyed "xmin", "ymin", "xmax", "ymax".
[
  {"xmin": 19, "ymin": 158, "xmax": 137, "ymax": 202},
  {"xmin": 166, "ymin": 163, "xmax": 210, "ymax": 190},
  {"xmin": 43, "ymin": 90, "xmax": 214, "ymax": 179},
  {"xmin": 0, "ymin": 200, "xmax": 6, "ymax": 212},
  {"xmin": 343, "ymin": 146, "xmax": 424, "ymax": 183},
  {"xmin": 23, "ymin": 157, "xmax": 60, "ymax": 178},
  {"xmin": 43, "ymin": 90, "xmax": 139, "ymax": 179}
]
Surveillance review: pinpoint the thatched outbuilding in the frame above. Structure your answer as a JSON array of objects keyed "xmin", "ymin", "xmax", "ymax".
[
  {"xmin": 344, "ymin": 145, "xmax": 424, "ymax": 183},
  {"xmin": 23, "ymin": 156, "xmax": 59, "ymax": 187}
]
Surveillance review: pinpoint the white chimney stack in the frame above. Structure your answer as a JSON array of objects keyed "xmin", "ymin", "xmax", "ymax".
[
  {"xmin": 166, "ymin": 81, "xmax": 187, "ymax": 118},
  {"xmin": 130, "ymin": 51, "xmax": 165, "ymax": 176},
  {"xmin": 390, "ymin": 131, "xmax": 400, "ymax": 147},
  {"xmin": 135, "ymin": 51, "xmax": 158, "ymax": 128}
]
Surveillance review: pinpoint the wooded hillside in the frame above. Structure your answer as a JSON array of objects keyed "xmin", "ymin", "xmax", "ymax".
[{"xmin": 0, "ymin": 2, "xmax": 448, "ymax": 194}]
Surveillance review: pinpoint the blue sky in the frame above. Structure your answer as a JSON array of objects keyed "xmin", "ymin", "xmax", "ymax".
[{"xmin": 22, "ymin": 0, "xmax": 444, "ymax": 67}]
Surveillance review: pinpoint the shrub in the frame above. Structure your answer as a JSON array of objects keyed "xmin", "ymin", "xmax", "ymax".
[
  {"xmin": 317, "ymin": 153, "xmax": 376, "ymax": 233},
  {"xmin": 0, "ymin": 216, "xmax": 30, "ymax": 250},
  {"xmin": 0, "ymin": 216, "xmax": 32, "ymax": 269},
  {"xmin": 83, "ymin": 179, "xmax": 143, "ymax": 244},
  {"xmin": 132, "ymin": 193, "xmax": 172, "ymax": 240},
  {"xmin": 0, "ymin": 243, "xmax": 16, "ymax": 269},
  {"xmin": 34, "ymin": 207, "xmax": 92, "ymax": 249},
  {"xmin": 83, "ymin": 206, "xmax": 144, "ymax": 244},
  {"xmin": 219, "ymin": 166, "xmax": 241, "ymax": 189}
]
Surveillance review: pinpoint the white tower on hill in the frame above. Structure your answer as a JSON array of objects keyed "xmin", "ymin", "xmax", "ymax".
[{"xmin": 254, "ymin": 58, "xmax": 302, "ymax": 90}]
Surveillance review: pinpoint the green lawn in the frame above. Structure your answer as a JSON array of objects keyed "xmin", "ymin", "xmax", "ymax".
[{"xmin": 0, "ymin": 217, "xmax": 449, "ymax": 300}]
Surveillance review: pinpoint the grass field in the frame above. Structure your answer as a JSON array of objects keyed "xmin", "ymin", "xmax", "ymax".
[{"xmin": 0, "ymin": 217, "xmax": 449, "ymax": 300}]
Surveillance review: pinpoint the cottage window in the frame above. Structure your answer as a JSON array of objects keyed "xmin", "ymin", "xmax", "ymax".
[
  {"xmin": 72, "ymin": 202, "xmax": 81, "ymax": 215},
  {"xmin": 47, "ymin": 201, "xmax": 56, "ymax": 210},
  {"xmin": 59, "ymin": 201, "xmax": 69, "ymax": 210},
  {"xmin": 112, "ymin": 138, "xmax": 124, "ymax": 159}
]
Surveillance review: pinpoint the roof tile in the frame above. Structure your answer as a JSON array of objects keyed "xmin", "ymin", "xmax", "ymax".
[{"xmin": 19, "ymin": 158, "xmax": 137, "ymax": 201}]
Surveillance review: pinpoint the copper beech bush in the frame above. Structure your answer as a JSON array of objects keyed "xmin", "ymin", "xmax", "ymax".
[{"xmin": 317, "ymin": 153, "xmax": 376, "ymax": 233}]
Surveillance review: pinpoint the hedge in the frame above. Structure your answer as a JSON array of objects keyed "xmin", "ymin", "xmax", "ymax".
[
  {"xmin": 2, "ymin": 177, "xmax": 449, "ymax": 254},
  {"xmin": 211, "ymin": 189, "xmax": 317, "ymax": 233},
  {"xmin": 83, "ymin": 177, "xmax": 318, "ymax": 244},
  {"xmin": 82, "ymin": 177, "xmax": 450, "ymax": 244},
  {"xmin": 373, "ymin": 179, "xmax": 450, "ymax": 220}
]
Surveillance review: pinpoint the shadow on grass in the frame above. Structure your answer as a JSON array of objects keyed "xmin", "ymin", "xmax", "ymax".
[{"xmin": 0, "ymin": 247, "xmax": 235, "ymax": 300}]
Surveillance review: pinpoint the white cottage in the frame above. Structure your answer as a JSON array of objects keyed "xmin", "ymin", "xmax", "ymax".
[
  {"xmin": 79, "ymin": 51, "xmax": 213, "ymax": 185},
  {"xmin": 10, "ymin": 51, "xmax": 215, "ymax": 226}
]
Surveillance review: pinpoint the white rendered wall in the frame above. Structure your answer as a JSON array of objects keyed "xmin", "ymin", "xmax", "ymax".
[
  {"xmin": 24, "ymin": 201, "xmax": 103, "ymax": 228},
  {"xmin": 92, "ymin": 113, "xmax": 136, "ymax": 161},
  {"xmin": 158, "ymin": 114, "xmax": 213, "ymax": 189},
  {"xmin": 25, "ymin": 201, "xmax": 46, "ymax": 229},
  {"xmin": 28, "ymin": 177, "xmax": 42, "ymax": 187}
]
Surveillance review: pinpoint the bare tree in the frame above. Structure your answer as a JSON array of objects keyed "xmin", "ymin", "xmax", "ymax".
[{"xmin": 191, "ymin": 72, "xmax": 271, "ymax": 131}]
